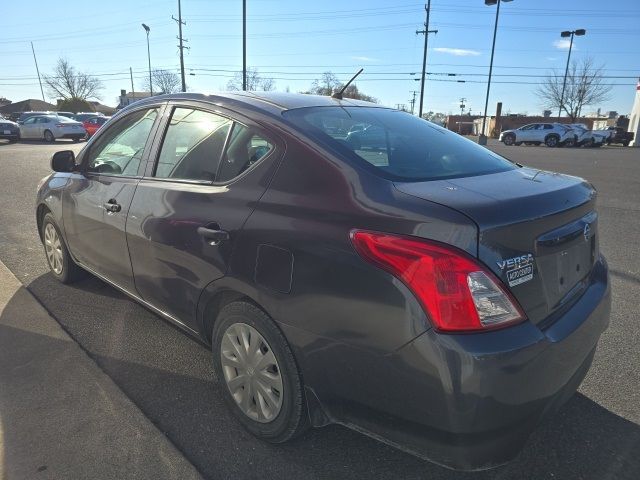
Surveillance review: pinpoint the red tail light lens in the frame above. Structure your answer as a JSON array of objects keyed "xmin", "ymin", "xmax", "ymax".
[{"xmin": 350, "ymin": 230, "xmax": 525, "ymax": 332}]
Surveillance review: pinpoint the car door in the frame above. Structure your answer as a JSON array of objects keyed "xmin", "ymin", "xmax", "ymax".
[
  {"xmin": 20, "ymin": 116, "xmax": 39, "ymax": 138},
  {"xmin": 62, "ymin": 106, "xmax": 163, "ymax": 292},
  {"xmin": 126, "ymin": 103, "xmax": 282, "ymax": 328},
  {"xmin": 37, "ymin": 116, "xmax": 52, "ymax": 138}
]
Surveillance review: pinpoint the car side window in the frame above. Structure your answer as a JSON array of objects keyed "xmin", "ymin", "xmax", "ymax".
[
  {"xmin": 154, "ymin": 107, "xmax": 232, "ymax": 182},
  {"xmin": 216, "ymin": 123, "xmax": 274, "ymax": 183},
  {"xmin": 521, "ymin": 124, "xmax": 534, "ymax": 131},
  {"xmin": 86, "ymin": 108, "xmax": 158, "ymax": 176},
  {"xmin": 23, "ymin": 117, "xmax": 37, "ymax": 124},
  {"xmin": 37, "ymin": 117, "xmax": 50, "ymax": 124},
  {"xmin": 544, "ymin": 124, "xmax": 553, "ymax": 130}
]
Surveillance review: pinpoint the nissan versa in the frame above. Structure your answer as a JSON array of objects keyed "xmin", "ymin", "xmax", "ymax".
[{"xmin": 35, "ymin": 92, "xmax": 610, "ymax": 471}]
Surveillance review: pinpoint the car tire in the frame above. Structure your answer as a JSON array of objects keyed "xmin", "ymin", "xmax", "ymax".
[
  {"xmin": 212, "ymin": 301, "xmax": 309, "ymax": 443},
  {"xmin": 545, "ymin": 135, "xmax": 559, "ymax": 147},
  {"xmin": 41, "ymin": 213, "xmax": 84, "ymax": 284},
  {"xmin": 623, "ymin": 141, "xmax": 630, "ymax": 147},
  {"xmin": 502, "ymin": 134, "xmax": 515, "ymax": 146},
  {"xmin": 44, "ymin": 130, "xmax": 55, "ymax": 143},
  {"xmin": 564, "ymin": 137, "xmax": 576, "ymax": 148},
  {"xmin": 585, "ymin": 138, "xmax": 595, "ymax": 148}
]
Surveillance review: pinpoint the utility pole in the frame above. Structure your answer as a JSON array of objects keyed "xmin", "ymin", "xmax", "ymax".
[
  {"xmin": 416, "ymin": 1, "xmax": 438, "ymax": 118},
  {"xmin": 130, "ymin": 67, "xmax": 135, "ymax": 96},
  {"xmin": 242, "ymin": 0, "xmax": 247, "ymax": 91},
  {"xmin": 460, "ymin": 97, "xmax": 467, "ymax": 116},
  {"xmin": 409, "ymin": 90, "xmax": 418, "ymax": 115},
  {"xmin": 173, "ymin": 0, "xmax": 188, "ymax": 92},
  {"xmin": 30, "ymin": 42, "xmax": 45, "ymax": 102}
]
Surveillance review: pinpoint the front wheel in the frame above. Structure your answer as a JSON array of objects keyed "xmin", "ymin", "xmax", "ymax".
[
  {"xmin": 212, "ymin": 301, "xmax": 309, "ymax": 443},
  {"xmin": 41, "ymin": 213, "xmax": 84, "ymax": 283},
  {"xmin": 545, "ymin": 135, "xmax": 559, "ymax": 147},
  {"xmin": 502, "ymin": 134, "xmax": 515, "ymax": 146},
  {"xmin": 43, "ymin": 130, "xmax": 55, "ymax": 143}
]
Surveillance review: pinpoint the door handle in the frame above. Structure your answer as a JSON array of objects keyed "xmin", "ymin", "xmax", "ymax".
[
  {"xmin": 103, "ymin": 199, "xmax": 121, "ymax": 213},
  {"xmin": 197, "ymin": 226, "xmax": 229, "ymax": 246}
]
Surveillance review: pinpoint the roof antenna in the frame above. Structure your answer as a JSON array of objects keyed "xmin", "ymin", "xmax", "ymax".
[{"xmin": 332, "ymin": 68, "xmax": 364, "ymax": 100}]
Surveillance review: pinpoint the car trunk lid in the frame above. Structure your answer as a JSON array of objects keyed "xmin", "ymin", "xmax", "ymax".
[{"xmin": 394, "ymin": 167, "xmax": 599, "ymax": 325}]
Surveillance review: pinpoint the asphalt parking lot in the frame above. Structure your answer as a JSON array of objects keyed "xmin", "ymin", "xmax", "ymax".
[{"xmin": 0, "ymin": 138, "xmax": 639, "ymax": 479}]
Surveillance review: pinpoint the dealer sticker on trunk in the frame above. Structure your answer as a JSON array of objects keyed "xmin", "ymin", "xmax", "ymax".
[{"xmin": 497, "ymin": 254, "xmax": 535, "ymax": 287}]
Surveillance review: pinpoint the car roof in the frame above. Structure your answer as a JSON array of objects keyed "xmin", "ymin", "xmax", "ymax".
[{"xmin": 130, "ymin": 91, "xmax": 382, "ymax": 114}]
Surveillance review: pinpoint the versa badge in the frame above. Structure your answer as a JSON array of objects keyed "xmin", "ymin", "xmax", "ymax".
[{"xmin": 497, "ymin": 254, "xmax": 535, "ymax": 287}]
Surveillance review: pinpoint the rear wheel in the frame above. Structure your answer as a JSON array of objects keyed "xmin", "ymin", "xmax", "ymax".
[
  {"xmin": 43, "ymin": 130, "xmax": 55, "ymax": 143},
  {"xmin": 212, "ymin": 301, "xmax": 309, "ymax": 443},
  {"xmin": 563, "ymin": 137, "xmax": 576, "ymax": 148},
  {"xmin": 545, "ymin": 135, "xmax": 559, "ymax": 147},
  {"xmin": 41, "ymin": 213, "xmax": 84, "ymax": 284}
]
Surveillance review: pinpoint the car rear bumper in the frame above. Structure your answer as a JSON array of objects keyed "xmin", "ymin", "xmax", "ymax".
[{"xmin": 342, "ymin": 256, "xmax": 610, "ymax": 470}]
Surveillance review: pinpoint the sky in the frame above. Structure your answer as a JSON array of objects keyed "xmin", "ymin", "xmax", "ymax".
[{"xmin": 2, "ymin": 0, "xmax": 639, "ymax": 116}]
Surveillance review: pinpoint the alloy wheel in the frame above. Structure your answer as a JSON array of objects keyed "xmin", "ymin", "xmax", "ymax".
[
  {"xmin": 44, "ymin": 223, "xmax": 64, "ymax": 275},
  {"xmin": 220, "ymin": 322, "xmax": 283, "ymax": 423}
]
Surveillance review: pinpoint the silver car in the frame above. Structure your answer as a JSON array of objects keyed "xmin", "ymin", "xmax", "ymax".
[
  {"xmin": 19, "ymin": 115, "xmax": 86, "ymax": 142},
  {"xmin": 500, "ymin": 123, "xmax": 575, "ymax": 147}
]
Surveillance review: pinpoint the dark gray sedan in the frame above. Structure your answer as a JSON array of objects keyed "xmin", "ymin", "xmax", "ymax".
[
  {"xmin": 0, "ymin": 118, "xmax": 20, "ymax": 142},
  {"xmin": 35, "ymin": 92, "xmax": 610, "ymax": 471}
]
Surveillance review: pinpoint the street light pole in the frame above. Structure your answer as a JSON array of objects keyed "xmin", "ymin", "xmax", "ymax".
[
  {"xmin": 558, "ymin": 29, "xmax": 585, "ymax": 118},
  {"xmin": 479, "ymin": 0, "xmax": 512, "ymax": 146},
  {"xmin": 142, "ymin": 24, "xmax": 153, "ymax": 96},
  {"xmin": 242, "ymin": 0, "xmax": 247, "ymax": 91}
]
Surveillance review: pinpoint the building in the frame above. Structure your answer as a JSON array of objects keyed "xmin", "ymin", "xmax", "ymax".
[
  {"xmin": 0, "ymin": 98, "xmax": 57, "ymax": 116},
  {"xmin": 117, "ymin": 90, "xmax": 152, "ymax": 110},
  {"xmin": 444, "ymin": 115, "xmax": 482, "ymax": 135}
]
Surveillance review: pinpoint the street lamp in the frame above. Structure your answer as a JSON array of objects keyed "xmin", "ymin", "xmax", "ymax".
[
  {"xmin": 478, "ymin": 0, "xmax": 513, "ymax": 146},
  {"xmin": 142, "ymin": 23, "xmax": 153, "ymax": 96},
  {"xmin": 558, "ymin": 29, "xmax": 586, "ymax": 118}
]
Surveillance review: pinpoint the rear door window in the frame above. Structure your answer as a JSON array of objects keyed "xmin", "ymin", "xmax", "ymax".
[
  {"xmin": 284, "ymin": 106, "xmax": 516, "ymax": 182},
  {"xmin": 154, "ymin": 107, "xmax": 232, "ymax": 182}
]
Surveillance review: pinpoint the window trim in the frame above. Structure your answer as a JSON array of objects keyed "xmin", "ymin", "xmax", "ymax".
[
  {"xmin": 144, "ymin": 103, "xmax": 279, "ymax": 187},
  {"xmin": 80, "ymin": 104, "xmax": 165, "ymax": 179}
]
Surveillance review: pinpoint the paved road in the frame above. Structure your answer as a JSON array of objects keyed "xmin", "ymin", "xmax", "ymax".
[{"xmin": 0, "ymin": 138, "xmax": 639, "ymax": 479}]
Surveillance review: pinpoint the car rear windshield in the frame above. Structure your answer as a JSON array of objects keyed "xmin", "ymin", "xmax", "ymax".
[{"xmin": 283, "ymin": 106, "xmax": 516, "ymax": 181}]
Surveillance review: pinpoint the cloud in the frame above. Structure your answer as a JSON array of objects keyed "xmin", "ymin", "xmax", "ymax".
[
  {"xmin": 351, "ymin": 56, "xmax": 379, "ymax": 62},
  {"xmin": 433, "ymin": 47, "xmax": 481, "ymax": 57},
  {"xmin": 546, "ymin": 57, "xmax": 558, "ymax": 61},
  {"xmin": 553, "ymin": 39, "xmax": 573, "ymax": 50}
]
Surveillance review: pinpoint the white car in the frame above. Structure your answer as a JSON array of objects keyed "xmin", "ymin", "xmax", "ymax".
[
  {"xmin": 499, "ymin": 123, "xmax": 576, "ymax": 147},
  {"xmin": 19, "ymin": 114, "xmax": 86, "ymax": 142},
  {"xmin": 568, "ymin": 124, "xmax": 608, "ymax": 147}
]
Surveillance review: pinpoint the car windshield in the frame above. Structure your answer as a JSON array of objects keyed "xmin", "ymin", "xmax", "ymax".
[{"xmin": 283, "ymin": 106, "xmax": 516, "ymax": 182}]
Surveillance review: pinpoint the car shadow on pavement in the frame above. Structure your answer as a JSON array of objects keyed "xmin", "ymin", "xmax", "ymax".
[{"xmin": 18, "ymin": 272, "xmax": 640, "ymax": 480}]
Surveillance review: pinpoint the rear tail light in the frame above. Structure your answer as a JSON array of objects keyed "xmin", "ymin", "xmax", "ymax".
[{"xmin": 350, "ymin": 230, "xmax": 525, "ymax": 333}]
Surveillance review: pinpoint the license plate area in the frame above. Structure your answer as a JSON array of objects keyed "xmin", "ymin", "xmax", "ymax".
[{"xmin": 536, "ymin": 211, "xmax": 597, "ymax": 308}]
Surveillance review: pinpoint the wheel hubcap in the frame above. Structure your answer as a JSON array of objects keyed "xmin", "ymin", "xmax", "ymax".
[
  {"xmin": 44, "ymin": 223, "xmax": 64, "ymax": 275},
  {"xmin": 220, "ymin": 323, "xmax": 283, "ymax": 423}
]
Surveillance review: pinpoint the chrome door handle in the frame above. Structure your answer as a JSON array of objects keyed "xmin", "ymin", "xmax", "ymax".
[
  {"xmin": 197, "ymin": 226, "xmax": 229, "ymax": 246},
  {"xmin": 104, "ymin": 199, "xmax": 121, "ymax": 213}
]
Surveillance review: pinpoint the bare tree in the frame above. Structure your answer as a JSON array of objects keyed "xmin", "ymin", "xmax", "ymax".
[
  {"xmin": 536, "ymin": 57, "xmax": 611, "ymax": 121},
  {"xmin": 43, "ymin": 58, "xmax": 103, "ymax": 100},
  {"xmin": 143, "ymin": 69, "xmax": 182, "ymax": 94},
  {"xmin": 226, "ymin": 68, "xmax": 275, "ymax": 91},
  {"xmin": 306, "ymin": 71, "xmax": 377, "ymax": 102}
]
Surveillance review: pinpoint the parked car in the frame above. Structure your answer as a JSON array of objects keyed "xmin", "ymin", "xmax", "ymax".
[
  {"xmin": 0, "ymin": 118, "xmax": 20, "ymax": 142},
  {"xmin": 36, "ymin": 92, "xmax": 610, "ymax": 471},
  {"xmin": 569, "ymin": 124, "xmax": 608, "ymax": 147},
  {"xmin": 600, "ymin": 126, "xmax": 634, "ymax": 146},
  {"xmin": 499, "ymin": 123, "xmax": 576, "ymax": 147},
  {"xmin": 72, "ymin": 112, "xmax": 105, "ymax": 122},
  {"xmin": 82, "ymin": 116, "xmax": 110, "ymax": 138},
  {"xmin": 19, "ymin": 115, "xmax": 86, "ymax": 142},
  {"xmin": 16, "ymin": 111, "xmax": 74, "ymax": 124}
]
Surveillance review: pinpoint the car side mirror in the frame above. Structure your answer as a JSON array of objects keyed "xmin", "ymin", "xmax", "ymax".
[{"xmin": 51, "ymin": 150, "xmax": 76, "ymax": 172}]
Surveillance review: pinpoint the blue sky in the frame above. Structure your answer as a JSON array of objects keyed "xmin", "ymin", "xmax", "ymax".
[{"xmin": 2, "ymin": 0, "xmax": 639, "ymax": 115}]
